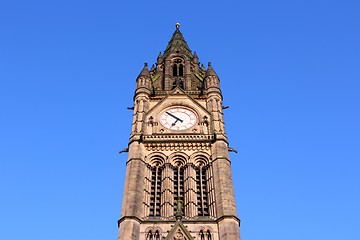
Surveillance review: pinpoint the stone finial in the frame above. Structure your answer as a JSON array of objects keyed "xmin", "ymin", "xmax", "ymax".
[{"xmin": 176, "ymin": 22, "xmax": 180, "ymax": 29}]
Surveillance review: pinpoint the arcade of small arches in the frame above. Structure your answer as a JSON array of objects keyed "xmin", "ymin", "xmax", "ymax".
[
  {"xmin": 143, "ymin": 152, "xmax": 216, "ymax": 220},
  {"xmin": 145, "ymin": 226, "xmax": 214, "ymax": 240},
  {"xmin": 145, "ymin": 228, "xmax": 162, "ymax": 240}
]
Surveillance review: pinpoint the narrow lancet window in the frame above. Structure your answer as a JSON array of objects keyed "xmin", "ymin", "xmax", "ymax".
[
  {"xmin": 196, "ymin": 166, "xmax": 210, "ymax": 216},
  {"xmin": 174, "ymin": 165, "xmax": 184, "ymax": 213},
  {"xmin": 173, "ymin": 65, "xmax": 178, "ymax": 76},
  {"xmin": 200, "ymin": 230, "xmax": 205, "ymax": 240},
  {"xmin": 149, "ymin": 165, "xmax": 162, "ymax": 217},
  {"xmin": 147, "ymin": 230, "xmax": 153, "ymax": 240},
  {"xmin": 154, "ymin": 230, "xmax": 160, "ymax": 240},
  {"xmin": 206, "ymin": 230, "xmax": 212, "ymax": 240},
  {"xmin": 179, "ymin": 64, "xmax": 184, "ymax": 76}
]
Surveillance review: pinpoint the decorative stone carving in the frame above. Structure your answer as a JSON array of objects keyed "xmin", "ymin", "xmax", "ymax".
[
  {"xmin": 174, "ymin": 230, "xmax": 185, "ymax": 240},
  {"xmin": 145, "ymin": 142, "xmax": 211, "ymax": 151},
  {"xmin": 118, "ymin": 24, "xmax": 240, "ymax": 240}
]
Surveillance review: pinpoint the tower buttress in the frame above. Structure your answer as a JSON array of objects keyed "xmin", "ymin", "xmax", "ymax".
[{"xmin": 118, "ymin": 63, "xmax": 151, "ymax": 239}]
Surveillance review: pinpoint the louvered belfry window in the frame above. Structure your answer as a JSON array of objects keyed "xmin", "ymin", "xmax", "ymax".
[
  {"xmin": 145, "ymin": 154, "xmax": 215, "ymax": 219},
  {"xmin": 196, "ymin": 166, "xmax": 210, "ymax": 216},
  {"xmin": 149, "ymin": 165, "xmax": 162, "ymax": 217},
  {"xmin": 173, "ymin": 165, "xmax": 184, "ymax": 213}
]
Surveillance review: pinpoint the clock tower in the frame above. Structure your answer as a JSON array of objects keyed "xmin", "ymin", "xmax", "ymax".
[{"xmin": 118, "ymin": 24, "xmax": 241, "ymax": 240}]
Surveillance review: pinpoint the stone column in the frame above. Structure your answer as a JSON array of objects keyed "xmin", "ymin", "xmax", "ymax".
[
  {"xmin": 185, "ymin": 59, "xmax": 191, "ymax": 90},
  {"xmin": 161, "ymin": 163, "xmax": 174, "ymax": 219},
  {"xmin": 143, "ymin": 164, "xmax": 152, "ymax": 218},
  {"xmin": 164, "ymin": 59, "xmax": 172, "ymax": 91},
  {"xmin": 184, "ymin": 163, "xmax": 197, "ymax": 219},
  {"xmin": 206, "ymin": 164, "xmax": 217, "ymax": 218},
  {"xmin": 133, "ymin": 96, "xmax": 148, "ymax": 134},
  {"xmin": 206, "ymin": 94, "xmax": 224, "ymax": 134}
]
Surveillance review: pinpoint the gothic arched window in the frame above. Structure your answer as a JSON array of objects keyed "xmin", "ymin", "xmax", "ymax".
[
  {"xmin": 173, "ymin": 65, "xmax": 178, "ymax": 76},
  {"xmin": 146, "ymin": 230, "xmax": 153, "ymax": 240},
  {"xmin": 206, "ymin": 230, "xmax": 212, "ymax": 240},
  {"xmin": 154, "ymin": 230, "xmax": 160, "ymax": 240},
  {"xmin": 172, "ymin": 59, "xmax": 184, "ymax": 77},
  {"xmin": 199, "ymin": 230, "xmax": 205, "ymax": 240},
  {"xmin": 196, "ymin": 165, "xmax": 209, "ymax": 216},
  {"xmin": 149, "ymin": 165, "xmax": 162, "ymax": 217},
  {"xmin": 179, "ymin": 64, "xmax": 184, "ymax": 76}
]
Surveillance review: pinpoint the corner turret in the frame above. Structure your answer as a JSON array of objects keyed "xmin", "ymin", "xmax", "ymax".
[
  {"xmin": 135, "ymin": 63, "xmax": 152, "ymax": 97},
  {"xmin": 204, "ymin": 62, "xmax": 221, "ymax": 96}
]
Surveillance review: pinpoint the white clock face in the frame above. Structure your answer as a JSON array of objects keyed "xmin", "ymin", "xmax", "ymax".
[{"xmin": 160, "ymin": 107, "xmax": 197, "ymax": 131}]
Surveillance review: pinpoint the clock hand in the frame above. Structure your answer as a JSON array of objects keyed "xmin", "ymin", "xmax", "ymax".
[
  {"xmin": 166, "ymin": 112, "xmax": 184, "ymax": 123},
  {"xmin": 172, "ymin": 119, "xmax": 179, "ymax": 126}
]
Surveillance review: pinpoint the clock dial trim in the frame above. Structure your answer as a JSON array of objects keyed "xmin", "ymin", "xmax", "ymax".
[{"xmin": 159, "ymin": 107, "xmax": 198, "ymax": 131}]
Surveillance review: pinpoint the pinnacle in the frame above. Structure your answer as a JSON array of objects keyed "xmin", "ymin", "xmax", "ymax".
[
  {"xmin": 205, "ymin": 62, "xmax": 218, "ymax": 77},
  {"xmin": 137, "ymin": 62, "xmax": 151, "ymax": 78}
]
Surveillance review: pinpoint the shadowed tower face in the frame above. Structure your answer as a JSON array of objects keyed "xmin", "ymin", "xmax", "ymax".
[{"xmin": 118, "ymin": 24, "xmax": 241, "ymax": 240}]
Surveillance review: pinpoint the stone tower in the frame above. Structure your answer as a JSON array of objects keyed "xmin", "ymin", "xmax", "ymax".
[{"xmin": 118, "ymin": 24, "xmax": 240, "ymax": 240}]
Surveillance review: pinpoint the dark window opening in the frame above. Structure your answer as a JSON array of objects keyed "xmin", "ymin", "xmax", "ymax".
[
  {"xmin": 174, "ymin": 166, "xmax": 184, "ymax": 213},
  {"xmin": 200, "ymin": 230, "xmax": 205, "ymax": 240},
  {"xmin": 179, "ymin": 64, "xmax": 184, "ymax": 76},
  {"xmin": 149, "ymin": 166, "xmax": 162, "ymax": 217},
  {"xmin": 172, "ymin": 59, "xmax": 184, "ymax": 77},
  {"xmin": 196, "ymin": 167, "xmax": 210, "ymax": 216},
  {"xmin": 173, "ymin": 65, "xmax": 178, "ymax": 76},
  {"xmin": 147, "ymin": 230, "xmax": 153, "ymax": 240},
  {"xmin": 206, "ymin": 230, "xmax": 212, "ymax": 240},
  {"xmin": 155, "ymin": 230, "xmax": 160, "ymax": 240}
]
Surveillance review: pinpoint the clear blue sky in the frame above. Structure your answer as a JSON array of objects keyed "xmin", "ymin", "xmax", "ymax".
[{"xmin": 1, "ymin": 1, "xmax": 359, "ymax": 239}]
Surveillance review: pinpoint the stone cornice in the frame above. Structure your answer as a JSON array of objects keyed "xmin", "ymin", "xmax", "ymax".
[
  {"xmin": 133, "ymin": 216, "xmax": 240, "ymax": 225},
  {"xmin": 216, "ymin": 215, "xmax": 241, "ymax": 226},
  {"xmin": 126, "ymin": 157, "xmax": 146, "ymax": 165},
  {"xmin": 145, "ymin": 142, "xmax": 211, "ymax": 151},
  {"xmin": 143, "ymin": 134, "xmax": 214, "ymax": 142},
  {"xmin": 117, "ymin": 215, "xmax": 142, "ymax": 227},
  {"xmin": 211, "ymin": 156, "xmax": 232, "ymax": 164}
]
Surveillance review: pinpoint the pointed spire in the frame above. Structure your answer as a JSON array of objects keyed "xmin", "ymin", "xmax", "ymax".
[
  {"xmin": 205, "ymin": 62, "xmax": 218, "ymax": 77},
  {"xmin": 137, "ymin": 62, "xmax": 150, "ymax": 78},
  {"xmin": 163, "ymin": 23, "xmax": 191, "ymax": 57}
]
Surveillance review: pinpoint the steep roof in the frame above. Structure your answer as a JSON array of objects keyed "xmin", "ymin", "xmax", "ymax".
[
  {"xmin": 205, "ymin": 62, "xmax": 219, "ymax": 78},
  {"xmin": 163, "ymin": 23, "xmax": 192, "ymax": 58},
  {"xmin": 137, "ymin": 62, "xmax": 151, "ymax": 78},
  {"xmin": 164, "ymin": 220, "xmax": 194, "ymax": 240}
]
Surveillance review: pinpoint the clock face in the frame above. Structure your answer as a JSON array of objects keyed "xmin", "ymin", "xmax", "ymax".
[{"xmin": 160, "ymin": 107, "xmax": 197, "ymax": 131}]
